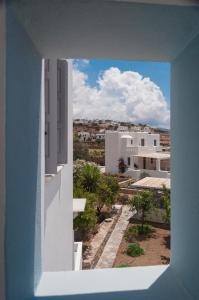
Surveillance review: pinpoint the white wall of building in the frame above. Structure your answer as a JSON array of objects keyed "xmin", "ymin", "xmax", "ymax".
[
  {"xmin": 105, "ymin": 132, "xmax": 122, "ymax": 174},
  {"xmin": 0, "ymin": 2, "xmax": 5, "ymax": 299},
  {"xmin": 96, "ymin": 133, "xmax": 105, "ymax": 140},
  {"xmin": 105, "ymin": 131, "xmax": 161, "ymax": 175},
  {"xmin": 43, "ymin": 166, "xmax": 73, "ymax": 271},
  {"xmin": 78, "ymin": 131, "xmax": 90, "ymax": 141},
  {"xmin": 42, "ymin": 60, "xmax": 74, "ymax": 272}
]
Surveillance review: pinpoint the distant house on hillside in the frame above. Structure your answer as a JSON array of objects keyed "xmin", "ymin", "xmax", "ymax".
[
  {"xmin": 130, "ymin": 125, "xmax": 152, "ymax": 133},
  {"xmin": 74, "ymin": 119, "xmax": 89, "ymax": 125},
  {"xmin": 78, "ymin": 131, "xmax": 90, "ymax": 141},
  {"xmin": 105, "ymin": 131, "xmax": 170, "ymax": 180},
  {"xmin": 96, "ymin": 133, "xmax": 105, "ymax": 141},
  {"xmin": 117, "ymin": 125, "xmax": 129, "ymax": 132}
]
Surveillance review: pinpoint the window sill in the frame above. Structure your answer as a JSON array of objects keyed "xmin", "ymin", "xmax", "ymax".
[
  {"xmin": 45, "ymin": 164, "xmax": 65, "ymax": 182},
  {"xmin": 35, "ymin": 265, "xmax": 188, "ymax": 298}
]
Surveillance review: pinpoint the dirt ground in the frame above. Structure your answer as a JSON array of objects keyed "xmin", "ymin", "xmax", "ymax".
[{"xmin": 113, "ymin": 223, "xmax": 170, "ymax": 267}]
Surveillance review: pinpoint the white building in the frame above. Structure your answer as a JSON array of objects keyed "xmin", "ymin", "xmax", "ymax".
[
  {"xmin": 117, "ymin": 125, "xmax": 129, "ymax": 131},
  {"xmin": 130, "ymin": 125, "xmax": 142, "ymax": 132},
  {"xmin": 130, "ymin": 125, "xmax": 152, "ymax": 133},
  {"xmin": 44, "ymin": 59, "xmax": 85, "ymax": 272},
  {"xmin": 73, "ymin": 119, "xmax": 89, "ymax": 125},
  {"xmin": 96, "ymin": 133, "xmax": 105, "ymax": 141},
  {"xmin": 105, "ymin": 131, "xmax": 170, "ymax": 179},
  {"xmin": 78, "ymin": 131, "xmax": 90, "ymax": 141}
]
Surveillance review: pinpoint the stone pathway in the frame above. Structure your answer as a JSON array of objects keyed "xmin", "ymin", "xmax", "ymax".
[
  {"xmin": 95, "ymin": 205, "xmax": 133, "ymax": 269},
  {"xmin": 83, "ymin": 206, "xmax": 122, "ymax": 269}
]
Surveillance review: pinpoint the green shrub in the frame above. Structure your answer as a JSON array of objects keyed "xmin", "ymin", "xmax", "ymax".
[
  {"xmin": 127, "ymin": 243, "xmax": 144, "ymax": 257},
  {"xmin": 115, "ymin": 263, "xmax": 129, "ymax": 268},
  {"xmin": 137, "ymin": 224, "xmax": 153, "ymax": 235},
  {"xmin": 125, "ymin": 225, "xmax": 153, "ymax": 242},
  {"xmin": 125, "ymin": 226, "xmax": 139, "ymax": 241},
  {"xmin": 73, "ymin": 206, "xmax": 97, "ymax": 241}
]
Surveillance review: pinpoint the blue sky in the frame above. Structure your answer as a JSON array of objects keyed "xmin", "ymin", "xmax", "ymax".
[
  {"xmin": 72, "ymin": 59, "xmax": 170, "ymax": 128},
  {"xmin": 76, "ymin": 59, "xmax": 170, "ymax": 104}
]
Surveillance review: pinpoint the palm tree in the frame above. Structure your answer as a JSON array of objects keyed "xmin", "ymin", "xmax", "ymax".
[{"xmin": 81, "ymin": 164, "xmax": 100, "ymax": 193}]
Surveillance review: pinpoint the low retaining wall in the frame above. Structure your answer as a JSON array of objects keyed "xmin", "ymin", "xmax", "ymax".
[
  {"xmin": 83, "ymin": 207, "xmax": 122, "ymax": 269},
  {"xmin": 132, "ymin": 208, "xmax": 166, "ymax": 224}
]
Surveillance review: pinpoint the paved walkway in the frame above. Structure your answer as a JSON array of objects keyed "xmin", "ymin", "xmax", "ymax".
[
  {"xmin": 83, "ymin": 217, "xmax": 115, "ymax": 269},
  {"xmin": 95, "ymin": 205, "xmax": 133, "ymax": 269}
]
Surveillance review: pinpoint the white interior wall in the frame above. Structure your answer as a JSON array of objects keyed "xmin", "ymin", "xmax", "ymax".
[
  {"xmin": 171, "ymin": 31, "xmax": 199, "ymax": 300},
  {"xmin": 0, "ymin": 2, "xmax": 5, "ymax": 300}
]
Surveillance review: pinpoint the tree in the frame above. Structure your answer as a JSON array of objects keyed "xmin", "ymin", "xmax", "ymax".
[
  {"xmin": 80, "ymin": 164, "xmax": 101, "ymax": 193},
  {"xmin": 129, "ymin": 190, "xmax": 155, "ymax": 231},
  {"xmin": 73, "ymin": 160, "xmax": 100, "ymax": 192},
  {"xmin": 162, "ymin": 184, "xmax": 171, "ymax": 225},
  {"xmin": 73, "ymin": 160, "xmax": 87, "ymax": 190},
  {"xmin": 73, "ymin": 134, "xmax": 89, "ymax": 161},
  {"xmin": 73, "ymin": 192, "xmax": 97, "ymax": 240},
  {"xmin": 73, "ymin": 207, "xmax": 97, "ymax": 240},
  {"xmin": 96, "ymin": 175, "xmax": 119, "ymax": 214},
  {"xmin": 73, "ymin": 162, "xmax": 119, "ymax": 225}
]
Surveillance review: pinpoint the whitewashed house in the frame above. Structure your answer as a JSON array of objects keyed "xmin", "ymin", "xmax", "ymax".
[
  {"xmin": 78, "ymin": 131, "xmax": 90, "ymax": 141},
  {"xmin": 117, "ymin": 125, "xmax": 129, "ymax": 131},
  {"xmin": 74, "ymin": 119, "xmax": 89, "ymax": 125},
  {"xmin": 105, "ymin": 131, "xmax": 170, "ymax": 179},
  {"xmin": 96, "ymin": 133, "xmax": 105, "ymax": 141}
]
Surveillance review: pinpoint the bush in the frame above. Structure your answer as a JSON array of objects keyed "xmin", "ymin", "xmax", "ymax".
[
  {"xmin": 73, "ymin": 206, "xmax": 97, "ymax": 241},
  {"xmin": 137, "ymin": 224, "xmax": 153, "ymax": 235},
  {"xmin": 125, "ymin": 225, "xmax": 153, "ymax": 242},
  {"xmin": 115, "ymin": 263, "xmax": 129, "ymax": 268},
  {"xmin": 127, "ymin": 243, "xmax": 144, "ymax": 257}
]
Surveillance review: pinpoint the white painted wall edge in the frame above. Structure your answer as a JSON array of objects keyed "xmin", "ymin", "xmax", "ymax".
[
  {"xmin": 0, "ymin": 1, "xmax": 6, "ymax": 299},
  {"xmin": 111, "ymin": 0, "xmax": 199, "ymax": 6},
  {"xmin": 36, "ymin": 265, "xmax": 168, "ymax": 296}
]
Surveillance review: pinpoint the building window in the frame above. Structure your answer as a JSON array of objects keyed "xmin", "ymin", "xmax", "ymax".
[
  {"xmin": 127, "ymin": 157, "xmax": 131, "ymax": 166},
  {"xmin": 154, "ymin": 139, "xmax": 157, "ymax": 146},
  {"xmin": 44, "ymin": 59, "xmax": 69, "ymax": 174},
  {"xmin": 141, "ymin": 138, "xmax": 145, "ymax": 146},
  {"xmin": 143, "ymin": 157, "xmax": 146, "ymax": 169},
  {"xmin": 131, "ymin": 139, "xmax": 133, "ymax": 145},
  {"xmin": 151, "ymin": 158, "xmax": 154, "ymax": 164}
]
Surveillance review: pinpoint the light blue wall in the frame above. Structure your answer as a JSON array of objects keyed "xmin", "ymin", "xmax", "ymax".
[
  {"xmin": 171, "ymin": 32, "xmax": 199, "ymax": 300},
  {"xmin": 5, "ymin": 6, "xmax": 42, "ymax": 300}
]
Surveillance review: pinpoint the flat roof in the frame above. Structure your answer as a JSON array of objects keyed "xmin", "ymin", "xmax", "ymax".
[
  {"xmin": 121, "ymin": 135, "xmax": 132, "ymax": 139},
  {"xmin": 134, "ymin": 152, "xmax": 170, "ymax": 159},
  {"xmin": 73, "ymin": 198, "xmax": 86, "ymax": 213},
  {"xmin": 132, "ymin": 177, "xmax": 170, "ymax": 189}
]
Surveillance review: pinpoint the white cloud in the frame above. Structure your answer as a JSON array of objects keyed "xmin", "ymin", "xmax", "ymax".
[
  {"xmin": 72, "ymin": 59, "xmax": 90, "ymax": 69},
  {"xmin": 72, "ymin": 65, "xmax": 170, "ymax": 128}
]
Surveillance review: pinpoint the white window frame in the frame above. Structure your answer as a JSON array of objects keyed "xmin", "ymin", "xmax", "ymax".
[
  {"xmin": 44, "ymin": 59, "xmax": 58, "ymax": 174},
  {"xmin": 45, "ymin": 59, "xmax": 71, "ymax": 174}
]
